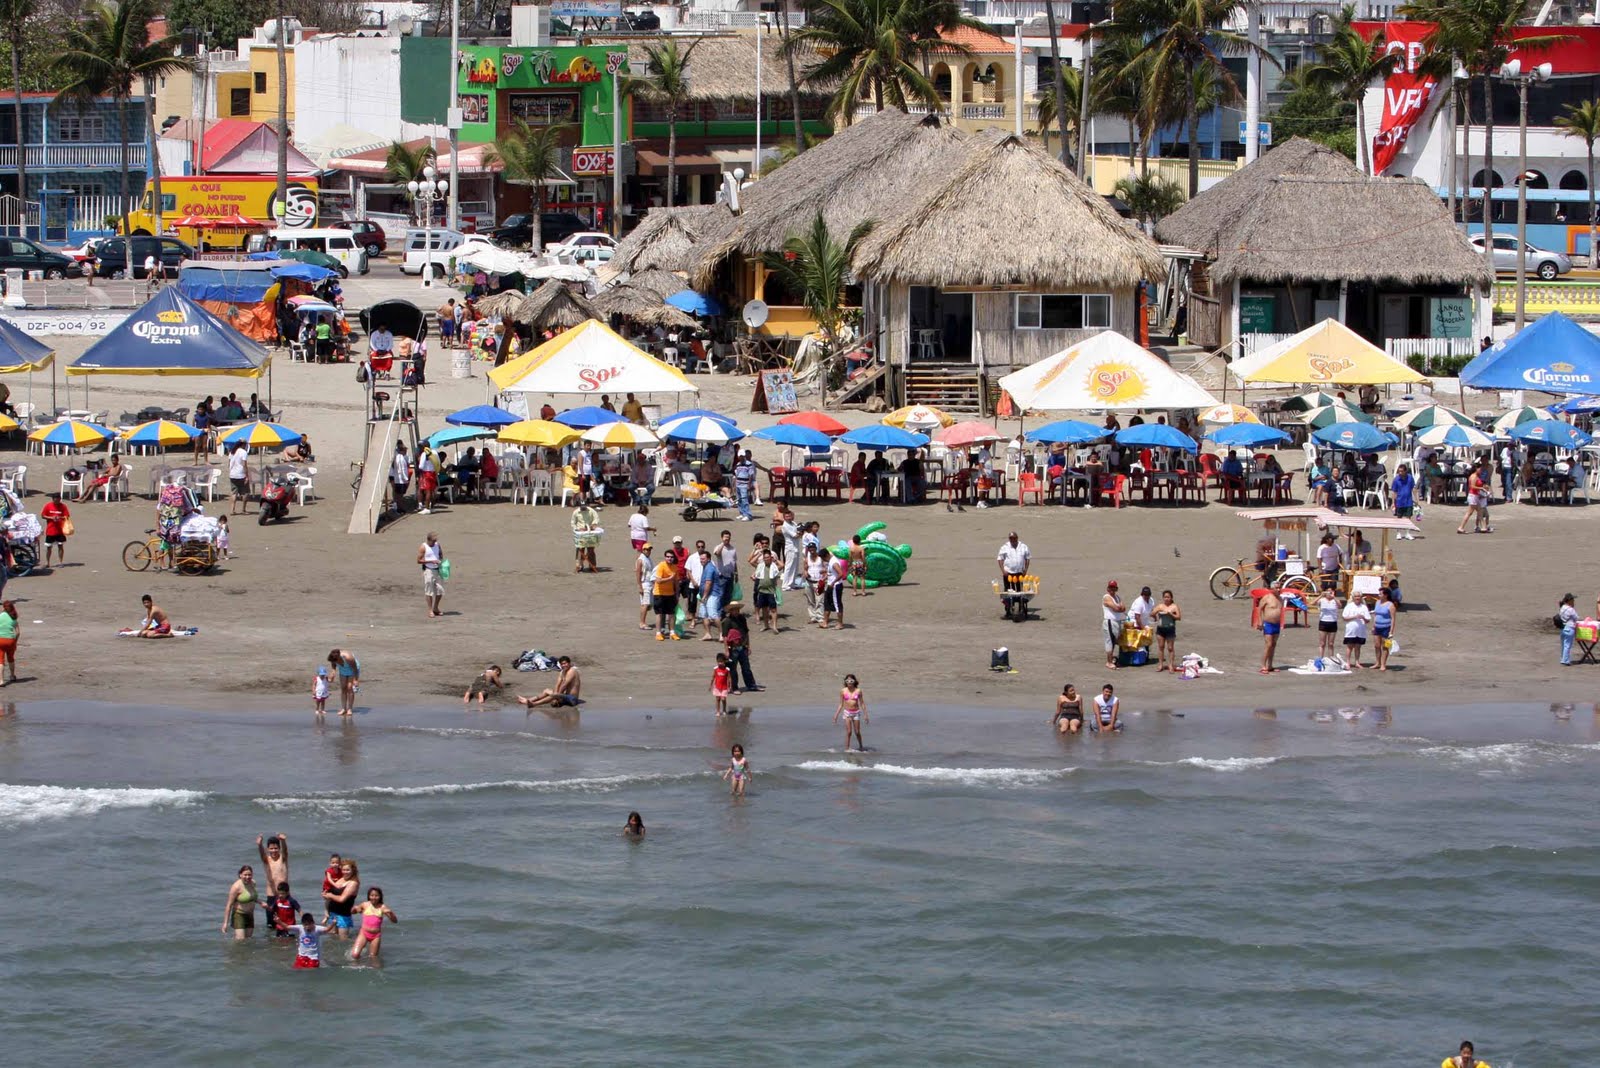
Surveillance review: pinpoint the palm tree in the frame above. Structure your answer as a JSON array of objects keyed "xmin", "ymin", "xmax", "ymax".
[
  {"xmin": 1113, "ymin": 173, "xmax": 1186, "ymax": 229},
  {"xmin": 1557, "ymin": 99, "xmax": 1600, "ymax": 265},
  {"xmin": 1100, "ymin": 0, "xmax": 1266, "ymax": 197},
  {"xmin": 52, "ymin": 0, "xmax": 191, "ymax": 235},
  {"xmin": 1092, "ymin": 32, "xmax": 1150, "ymax": 170},
  {"xmin": 1032, "ymin": 66, "xmax": 1082, "ymax": 161},
  {"xmin": 760, "ymin": 213, "xmax": 873, "ymax": 357},
  {"xmin": 492, "ymin": 122, "xmax": 569, "ymax": 251},
  {"xmin": 1300, "ymin": 8, "xmax": 1402, "ymax": 175},
  {"xmin": 789, "ymin": 0, "xmax": 969, "ymax": 122},
  {"xmin": 774, "ymin": 0, "xmax": 806, "ymax": 150},
  {"xmin": 626, "ymin": 38, "xmax": 704, "ymax": 208},
  {"xmin": 385, "ymin": 141, "xmax": 435, "ymax": 224},
  {"xmin": 0, "ymin": 0, "xmax": 34, "ymax": 229}
]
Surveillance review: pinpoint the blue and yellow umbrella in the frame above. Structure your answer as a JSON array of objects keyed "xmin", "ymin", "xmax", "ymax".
[
  {"xmin": 122, "ymin": 419, "xmax": 201, "ymax": 448},
  {"xmin": 219, "ymin": 421, "xmax": 304, "ymax": 449},
  {"xmin": 29, "ymin": 418, "xmax": 113, "ymax": 448}
]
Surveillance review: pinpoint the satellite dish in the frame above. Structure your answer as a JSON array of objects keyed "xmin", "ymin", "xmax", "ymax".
[{"xmin": 742, "ymin": 300, "xmax": 769, "ymax": 330}]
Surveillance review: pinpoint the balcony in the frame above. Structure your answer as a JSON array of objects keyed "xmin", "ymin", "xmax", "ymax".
[
  {"xmin": 962, "ymin": 103, "xmax": 1008, "ymax": 121},
  {"xmin": 854, "ymin": 103, "xmax": 953, "ymax": 122},
  {"xmin": 0, "ymin": 143, "xmax": 130, "ymax": 171}
]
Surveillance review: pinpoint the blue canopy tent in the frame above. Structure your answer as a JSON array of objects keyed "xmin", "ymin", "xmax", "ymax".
[
  {"xmin": 176, "ymin": 265, "xmax": 277, "ymax": 304},
  {"xmin": 0, "ymin": 315, "xmax": 56, "ymax": 417},
  {"xmin": 1459, "ymin": 312, "xmax": 1600, "ymax": 395},
  {"xmin": 67, "ymin": 288, "xmax": 273, "ymax": 412}
]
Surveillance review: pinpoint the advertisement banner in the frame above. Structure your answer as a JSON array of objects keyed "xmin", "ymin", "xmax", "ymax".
[
  {"xmin": 0, "ymin": 312, "xmax": 128, "ymax": 336},
  {"xmin": 571, "ymin": 146, "xmax": 615, "ymax": 177},
  {"xmin": 551, "ymin": 1, "xmax": 623, "ymax": 18}
]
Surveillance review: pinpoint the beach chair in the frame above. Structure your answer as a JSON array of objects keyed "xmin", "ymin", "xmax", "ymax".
[
  {"xmin": 60, "ymin": 470, "xmax": 85, "ymax": 498},
  {"xmin": 1017, "ymin": 470, "xmax": 1045, "ymax": 506},
  {"xmin": 525, "ymin": 469, "xmax": 553, "ymax": 506},
  {"xmin": 100, "ymin": 462, "xmax": 131, "ymax": 501},
  {"xmin": 190, "ymin": 467, "xmax": 221, "ymax": 502}
]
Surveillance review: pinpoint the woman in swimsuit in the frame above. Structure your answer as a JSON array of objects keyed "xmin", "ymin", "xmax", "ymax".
[
  {"xmin": 349, "ymin": 887, "xmax": 399, "ymax": 962},
  {"xmin": 721, "ymin": 743, "xmax": 751, "ymax": 797},
  {"xmin": 623, "ymin": 811, "xmax": 646, "ymax": 838},
  {"xmin": 832, "ymin": 674, "xmax": 867, "ymax": 751},
  {"xmin": 322, "ymin": 859, "xmax": 360, "ymax": 939},
  {"xmin": 1152, "ymin": 591, "xmax": 1181, "ymax": 673},
  {"xmin": 1052, "ymin": 683, "xmax": 1084, "ymax": 734},
  {"xmin": 328, "ymin": 649, "xmax": 360, "ymax": 716},
  {"xmin": 221, "ymin": 864, "xmax": 259, "ymax": 940}
]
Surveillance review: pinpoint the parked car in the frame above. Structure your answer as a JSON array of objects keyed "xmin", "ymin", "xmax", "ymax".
[
  {"xmin": 0, "ymin": 237, "xmax": 82, "ymax": 278},
  {"xmin": 560, "ymin": 245, "xmax": 615, "ymax": 270},
  {"xmin": 548, "ymin": 231, "xmax": 616, "ymax": 252},
  {"xmin": 492, "ymin": 211, "xmax": 587, "ymax": 248},
  {"xmin": 1469, "ymin": 233, "xmax": 1572, "ymax": 280},
  {"xmin": 334, "ymin": 219, "xmax": 388, "ymax": 257},
  {"xmin": 93, "ymin": 235, "xmax": 192, "ymax": 279}
]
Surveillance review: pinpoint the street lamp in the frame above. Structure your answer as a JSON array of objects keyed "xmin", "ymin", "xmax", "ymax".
[
  {"xmin": 1500, "ymin": 58, "xmax": 1552, "ymax": 331},
  {"xmin": 406, "ymin": 164, "xmax": 452, "ymax": 289}
]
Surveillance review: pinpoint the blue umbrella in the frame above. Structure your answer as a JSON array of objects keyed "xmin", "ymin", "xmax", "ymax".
[
  {"xmin": 658, "ymin": 415, "xmax": 746, "ymax": 444},
  {"xmin": 554, "ymin": 406, "xmax": 627, "ymax": 429},
  {"xmin": 839, "ymin": 425, "xmax": 930, "ymax": 450},
  {"xmin": 673, "ymin": 408, "xmax": 740, "ymax": 426},
  {"xmin": 748, "ymin": 424, "xmax": 833, "ymax": 450},
  {"xmin": 1310, "ymin": 422, "xmax": 1397, "ymax": 452},
  {"xmin": 426, "ymin": 425, "xmax": 497, "ymax": 449},
  {"xmin": 269, "ymin": 262, "xmax": 338, "ymax": 283},
  {"xmin": 1114, "ymin": 423, "xmax": 1199, "ymax": 452},
  {"xmin": 664, "ymin": 290, "xmax": 723, "ymax": 317},
  {"xmin": 1205, "ymin": 423, "xmax": 1290, "ymax": 447},
  {"xmin": 1551, "ymin": 395, "xmax": 1600, "ymax": 414},
  {"xmin": 1505, "ymin": 418, "xmax": 1594, "ymax": 448},
  {"xmin": 1025, "ymin": 419, "xmax": 1106, "ymax": 445},
  {"xmin": 446, "ymin": 404, "xmax": 520, "ymax": 428}
]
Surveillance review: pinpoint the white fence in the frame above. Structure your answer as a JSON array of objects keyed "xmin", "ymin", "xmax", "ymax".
[
  {"xmin": 1238, "ymin": 332, "xmax": 1297, "ymax": 356},
  {"xmin": 1385, "ymin": 337, "xmax": 1478, "ymax": 364}
]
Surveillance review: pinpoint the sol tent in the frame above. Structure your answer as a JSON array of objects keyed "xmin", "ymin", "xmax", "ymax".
[
  {"xmin": 996, "ymin": 331, "xmax": 1218, "ymax": 411},
  {"xmin": 1229, "ymin": 319, "xmax": 1425, "ymax": 387},
  {"xmin": 488, "ymin": 319, "xmax": 698, "ymax": 397}
]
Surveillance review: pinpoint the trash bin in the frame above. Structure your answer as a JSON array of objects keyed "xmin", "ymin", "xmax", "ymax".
[{"xmin": 451, "ymin": 350, "xmax": 472, "ymax": 379}]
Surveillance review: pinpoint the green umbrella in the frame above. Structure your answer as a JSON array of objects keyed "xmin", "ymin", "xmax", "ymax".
[
  {"xmin": 1302, "ymin": 403, "xmax": 1375, "ymax": 430},
  {"xmin": 1392, "ymin": 404, "xmax": 1475, "ymax": 432},
  {"xmin": 1281, "ymin": 390, "xmax": 1344, "ymax": 413}
]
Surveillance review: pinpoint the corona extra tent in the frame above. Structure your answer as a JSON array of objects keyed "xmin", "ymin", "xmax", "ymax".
[
  {"xmin": 997, "ymin": 331, "xmax": 1218, "ymax": 411},
  {"xmin": 488, "ymin": 319, "xmax": 697, "ymax": 397},
  {"xmin": 1460, "ymin": 311, "xmax": 1600, "ymax": 395},
  {"xmin": 1228, "ymin": 319, "xmax": 1425, "ymax": 387}
]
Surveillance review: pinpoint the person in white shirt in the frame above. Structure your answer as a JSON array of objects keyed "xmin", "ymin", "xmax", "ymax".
[
  {"xmin": 389, "ymin": 443, "xmax": 411, "ymax": 514},
  {"xmin": 779, "ymin": 508, "xmax": 804, "ymax": 589},
  {"xmin": 1102, "ymin": 580, "xmax": 1126, "ymax": 669},
  {"xmin": 1127, "ymin": 585, "xmax": 1155, "ymax": 629},
  {"xmin": 370, "ymin": 326, "xmax": 394, "ymax": 357},
  {"xmin": 1316, "ymin": 589, "xmax": 1341, "ymax": 658},
  {"xmin": 228, "ymin": 443, "xmax": 250, "ymax": 515},
  {"xmin": 1342, "ymin": 594, "xmax": 1372, "ymax": 668},
  {"xmin": 634, "ymin": 542, "xmax": 654, "ymax": 630},
  {"xmin": 1316, "ymin": 534, "xmax": 1344, "ymax": 589},
  {"xmin": 804, "ymin": 544, "xmax": 826, "ymax": 624},
  {"xmin": 418, "ymin": 531, "xmax": 444, "ymax": 617},
  {"xmin": 627, "ymin": 504, "xmax": 655, "ymax": 551},
  {"xmin": 996, "ymin": 532, "xmax": 1031, "ymax": 591}
]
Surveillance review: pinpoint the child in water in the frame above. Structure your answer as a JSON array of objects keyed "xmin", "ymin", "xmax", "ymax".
[
  {"xmin": 721, "ymin": 743, "xmax": 750, "ymax": 796},
  {"xmin": 312, "ymin": 666, "xmax": 330, "ymax": 716},
  {"xmin": 286, "ymin": 912, "xmax": 336, "ymax": 968},
  {"xmin": 833, "ymin": 674, "xmax": 868, "ymax": 751},
  {"xmin": 711, "ymin": 653, "xmax": 732, "ymax": 716},
  {"xmin": 623, "ymin": 811, "xmax": 646, "ymax": 838},
  {"xmin": 349, "ymin": 887, "xmax": 399, "ymax": 962}
]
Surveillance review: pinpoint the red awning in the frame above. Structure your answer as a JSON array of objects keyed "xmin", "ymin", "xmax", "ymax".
[{"xmin": 635, "ymin": 150, "xmax": 721, "ymax": 176}]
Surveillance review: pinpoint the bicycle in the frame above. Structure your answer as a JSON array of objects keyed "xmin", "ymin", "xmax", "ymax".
[
  {"xmin": 123, "ymin": 530, "xmax": 172, "ymax": 572},
  {"xmin": 1208, "ymin": 558, "xmax": 1318, "ymax": 601}
]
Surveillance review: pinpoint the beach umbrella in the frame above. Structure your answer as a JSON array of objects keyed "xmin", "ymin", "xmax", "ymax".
[
  {"xmin": 1310, "ymin": 422, "xmax": 1397, "ymax": 452},
  {"xmin": 28, "ymin": 418, "xmax": 112, "ymax": 448},
  {"xmin": 840, "ymin": 425, "xmax": 930, "ymax": 450},
  {"xmin": 778, "ymin": 410, "xmax": 849, "ymax": 436},
  {"xmin": 498, "ymin": 419, "xmax": 579, "ymax": 449},
  {"xmin": 426, "ymin": 425, "xmax": 497, "ymax": 450},
  {"xmin": 554, "ymin": 406, "xmax": 627, "ymax": 429},
  {"xmin": 122, "ymin": 419, "xmax": 200, "ymax": 447},
  {"xmin": 581, "ymin": 422, "xmax": 660, "ymax": 448},
  {"xmin": 289, "ymin": 300, "xmax": 338, "ymax": 316},
  {"xmin": 219, "ymin": 421, "xmax": 303, "ymax": 448},
  {"xmin": 882, "ymin": 404, "xmax": 955, "ymax": 430},
  {"xmin": 276, "ymin": 248, "xmax": 341, "ymax": 272},
  {"xmin": 1504, "ymin": 418, "xmax": 1593, "ymax": 449},
  {"xmin": 1281, "ymin": 390, "xmax": 1345, "ymax": 412},
  {"xmin": 1393, "ymin": 404, "xmax": 1475, "ymax": 431},
  {"xmin": 672, "ymin": 408, "xmax": 740, "ymax": 426},
  {"xmin": 1197, "ymin": 403, "xmax": 1259, "ymax": 425},
  {"xmin": 749, "ymin": 424, "xmax": 833, "ymax": 450},
  {"xmin": 0, "ymin": 413, "xmax": 18, "ymax": 433},
  {"xmin": 1491, "ymin": 406, "xmax": 1550, "ymax": 433},
  {"xmin": 935, "ymin": 420, "xmax": 1006, "ymax": 447},
  {"xmin": 1115, "ymin": 423, "xmax": 1199, "ymax": 452},
  {"xmin": 446, "ymin": 404, "xmax": 521, "ymax": 429},
  {"xmin": 1302, "ymin": 403, "xmax": 1374, "ymax": 430},
  {"xmin": 658, "ymin": 414, "xmax": 746, "ymax": 444},
  {"xmin": 1551, "ymin": 394, "xmax": 1600, "ymax": 414},
  {"xmin": 1026, "ymin": 419, "xmax": 1106, "ymax": 445},
  {"xmin": 1205, "ymin": 423, "xmax": 1290, "ymax": 448},
  {"xmin": 1415, "ymin": 423, "xmax": 1494, "ymax": 449},
  {"xmin": 663, "ymin": 289, "xmax": 723, "ymax": 317}
]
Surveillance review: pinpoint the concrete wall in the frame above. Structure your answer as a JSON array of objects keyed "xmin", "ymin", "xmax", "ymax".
[{"xmin": 294, "ymin": 35, "xmax": 442, "ymax": 158}]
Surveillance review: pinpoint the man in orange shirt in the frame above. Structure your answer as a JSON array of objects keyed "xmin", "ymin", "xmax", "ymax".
[{"xmin": 652, "ymin": 548, "xmax": 682, "ymax": 640}]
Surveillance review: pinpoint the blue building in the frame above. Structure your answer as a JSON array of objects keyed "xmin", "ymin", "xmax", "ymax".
[{"xmin": 0, "ymin": 93, "xmax": 150, "ymax": 238}]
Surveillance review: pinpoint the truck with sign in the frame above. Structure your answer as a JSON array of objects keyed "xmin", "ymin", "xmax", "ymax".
[{"xmin": 124, "ymin": 175, "xmax": 320, "ymax": 249}]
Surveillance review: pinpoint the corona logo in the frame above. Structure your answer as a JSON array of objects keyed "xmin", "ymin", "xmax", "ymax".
[
  {"xmin": 1306, "ymin": 354, "xmax": 1355, "ymax": 382},
  {"xmin": 466, "ymin": 57, "xmax": 498, "ymax": 84},
  {"xmin": 551, "ymin": 55, "xmax": 601, "ymax": 83},
  {"xmin": 1523, "ymin": 362, "xmax": 1594, "ymax": 388},
  {"xmin": 132, "ymin": 317, "xmax": 200, "ymax": 343},
  {"xmin": 156, "ymin": 310, "xmax": 186, "ymax": 323},
  {"xmin": 1087, "ymin": 362, "xmax": 1145, "ymax": 404}
]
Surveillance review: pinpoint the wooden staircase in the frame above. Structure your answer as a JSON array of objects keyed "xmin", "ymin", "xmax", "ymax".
[{"xmin": 903, "ymin": 363, "xmax": 986, "ymax": 413}]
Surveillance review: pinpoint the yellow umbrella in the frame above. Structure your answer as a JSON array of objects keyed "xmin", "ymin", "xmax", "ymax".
[
  {"xmin": 882, "ymin": 404, "xmax": 955, "ymax": 430},
  {"xmin": 28, "ymin": 418, "xmax": 113, "ymax": 448},
  {"xmin": 1239, "ymin": 319, "xmax": 1426, "ymax": 386},
  {"xmin": 1197, "ymin": 403, "xmax": 1260, "ymax": 425},
  {"xmin": 580, "ymin": 422, "xmax": 660, "ymax": 448},
  {"xmin": 0, "ymin": 412, "xmax": 18, "ymax": 433},
  {"xmin": 498, "ymin": 419, "xmax": 580, "ymax": 449}
]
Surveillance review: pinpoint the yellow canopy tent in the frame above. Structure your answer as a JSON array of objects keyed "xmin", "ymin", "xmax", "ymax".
[{"xmin": 1234, "ymin": 319, "xmax": 1427, "ymax": 387}]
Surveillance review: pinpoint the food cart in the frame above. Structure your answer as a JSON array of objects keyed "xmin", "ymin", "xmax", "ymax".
[{"xmin": 1234, "ymin": 507, "xmax": 1414, "ymax": 600}]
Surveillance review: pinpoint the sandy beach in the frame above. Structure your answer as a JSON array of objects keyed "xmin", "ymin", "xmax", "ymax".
[{"xmin": 7, "ymin": 337, "xmax": 1593, "ymax": 716}]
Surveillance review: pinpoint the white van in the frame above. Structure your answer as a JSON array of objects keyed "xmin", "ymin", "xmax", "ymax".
[
  {"xmin": 261, "ymin": 228, "xmax": 370, "ymax": 275},
  {"xmin": 401, "ymin": 229, "xmax": 471, "ymax": 276}
]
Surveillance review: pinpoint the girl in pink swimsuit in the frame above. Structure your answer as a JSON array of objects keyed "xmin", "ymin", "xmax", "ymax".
[{"xmin": 349, "ymin": 887, "xmax": 399, "ymax": 962}]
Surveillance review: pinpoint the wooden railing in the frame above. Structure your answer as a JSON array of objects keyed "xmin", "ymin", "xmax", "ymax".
[{"xmin": 0, "ymin": 143, "xmax": 126, "ymax": 169}]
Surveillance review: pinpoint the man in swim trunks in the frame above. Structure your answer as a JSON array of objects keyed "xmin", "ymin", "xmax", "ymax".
[
  {"xmin": 257, "ymin": 833, "xmax": 289, "ymax": 891},
  {"xmin": 137, "ymin": 594, "xmax": 173, "ymax": 638},
  {"xmin": 518, "ymin": 656, "xmax": 581, "ymax": 709},
  {"xmin": 1259, "ymin": 588, "xmax": 1283, "ymax": 674}
]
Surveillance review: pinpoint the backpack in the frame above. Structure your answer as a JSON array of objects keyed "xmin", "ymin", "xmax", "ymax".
[{"xmin": 355, "ymin": 361, "xmax": 369, "ymax": 384}]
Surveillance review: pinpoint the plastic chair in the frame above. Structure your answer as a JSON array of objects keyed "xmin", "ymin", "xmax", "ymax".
[
  {"xmin": 1359, "ymin": 480, "xmax": 1388, "ymax": 511},
  {"xmin": 768, "ymin": 466, "xmax": 790, "ymax": 499},
  {"xmin": 1102, "ymin": 473, "xmax": 1128, "ymax": 509},
  {"xmin": 526, "ymin": 469, "xmax": 553, "ymax": 506},
  {"xmin": 292, "ymin": 468, "xmax": 318, "ymax": 505},
  {"xmin": 817, "ymin": 468, "xmax": 846, "ymax": 500},
  {"xmin": 1018, "ymin": 470, "xmax": 1045, "ymax": 506},
  {"xmin": 99, "ymin": 462, "xmax": 132, "ymax": 501},
  {"xmin": 190, "ymin": 467, "xmax": 220, "ymax": 501},
  {"xmin": 60, "ymin": 470, "xmax": 84, "ymax": 498}
]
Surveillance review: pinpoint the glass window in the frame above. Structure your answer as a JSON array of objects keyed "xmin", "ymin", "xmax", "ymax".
[
  {"xmin": 1015, "ymin": 293, "xmax": 1112, "ymax": 330},
  {"xmin": 254, "ymin": 72, "xmax": 267, "ymax": 93},
  {"xmin": 229, "ymin": 88, "xmax": 250, "ymax": 116},
  {"xmin": 56, "ymin": 114, "xmax": 105, "ymax": 142}
]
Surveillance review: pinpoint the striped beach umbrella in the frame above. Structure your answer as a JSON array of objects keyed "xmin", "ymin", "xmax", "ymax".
[
  {"xmin": 1393, "ymin": 404, "xmax": 1475, "ymax": 431},
  {"xmin": 122, "ymin": 419, "xmax": 200, "ymax": 447},
  {"xmin": 1491, "ymin": 406, "xmax": 1549, "ymax": 434},
  {"xmin": 219, "ymin": 421, "xmax": 303, "ymax": 448},
  {"xmin": 882, "ymin": 404, "xmax": 955, "ymax": 430},
  {"xmin": 1197, "ymin": 403, "xmax": 1259, "ymax": 425},
  {"xmin": 497, "ymin": 419, "xmax": 580, "ymax": 449},
  {"xmin": 1415, "ymin": 423, "xmax": 1493, "ymax": 449},
  {"xmin": 28, "ymin": 418, "xmax": 113, "ymax": 448},
  {"xmin": 0, "ymin": 412, "xmax": 20, "ymax": 433},
  {"xmin": 580, "ymin": 422, "xmax": 659, "ymax": 448},
  {"xmin": 657, "ymin": 414, "xmax": 745, "ymax": 444}
]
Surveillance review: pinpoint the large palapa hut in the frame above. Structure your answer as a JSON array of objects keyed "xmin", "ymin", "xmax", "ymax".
[{"xmin": 1157, "ymin": 138, "xmax": 1492, "ymax": 350}]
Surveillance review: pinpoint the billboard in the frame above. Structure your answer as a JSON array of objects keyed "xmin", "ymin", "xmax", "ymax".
[{"xmin": 551, "ymin": 1, "xmax": 624, "ymax": 17}]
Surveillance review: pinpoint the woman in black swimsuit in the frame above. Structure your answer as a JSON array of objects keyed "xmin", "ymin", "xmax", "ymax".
[{"xmin": 1052, "ymin": 683, "xmax": 1084, "ymax": 734}]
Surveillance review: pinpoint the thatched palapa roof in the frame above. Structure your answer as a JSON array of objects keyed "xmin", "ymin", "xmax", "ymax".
[
  {"xmin": 590, "ymin": 284, "xmax": 698, "ymax": 330},
  {"xmin": 610, "ymin": 204, "xmax": 732, "ymax": 274},
  {"xmin": 475, "ymin": 284, "xmax": 600, "ymax": 331},
  {"xmin": 855, "ymin": 129, "xmax": 1163, "ymax": 289},
  {"xmin": 624, "ymin": 268, "xmax": 689, "ymax": 300},
  {"xmin": 1208, "ymin": 176, "xmax": 1493, "ymax": 288}
]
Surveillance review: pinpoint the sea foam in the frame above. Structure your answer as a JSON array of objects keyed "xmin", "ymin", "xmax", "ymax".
[
  {"xmin": 795, "ymin": 761, "xmax": 1070, "ymax": 786},
  {"xmin": 0, "ymin": 783, "xmax": 206, "ymax": 825}
]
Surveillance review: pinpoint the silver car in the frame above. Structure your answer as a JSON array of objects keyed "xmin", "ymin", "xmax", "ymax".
[{"xmin": 1471, "ymin": 233, "xmax": 1572, "ymax": 280}]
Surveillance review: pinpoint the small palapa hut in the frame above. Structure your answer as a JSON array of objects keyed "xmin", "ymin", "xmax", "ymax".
[{"xmin": 1156, "ymin": 137, "xmax": 1492, "ymax": 350}]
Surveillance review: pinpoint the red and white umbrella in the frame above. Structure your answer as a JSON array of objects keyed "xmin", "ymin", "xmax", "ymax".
[{"xmin": 935, "ymin": 420, "xmax": 1006, "ymax": 447}]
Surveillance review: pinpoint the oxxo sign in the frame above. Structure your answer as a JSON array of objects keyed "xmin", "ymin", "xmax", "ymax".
[{"xmin": 571, "ymin": 147, "xmax": 615, "ymax": 177}]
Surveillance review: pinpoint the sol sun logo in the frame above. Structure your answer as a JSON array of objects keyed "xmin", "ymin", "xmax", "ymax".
[
  {"xmin": 1307, "ymin": 354, "xmax": 1355, "ymax": 382},
  {"xmin": 1087, "ymin": 362, "xmax": 1144, "ymax": 404},
  {"xmin": 577, "ymin": 366, "xmax": 624, "ymax": 391}
]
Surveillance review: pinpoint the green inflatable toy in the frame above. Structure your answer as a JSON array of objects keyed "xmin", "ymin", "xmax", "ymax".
[{"xmin": 832, "ymin": 521, "xmax": 913, "ymax": 589}]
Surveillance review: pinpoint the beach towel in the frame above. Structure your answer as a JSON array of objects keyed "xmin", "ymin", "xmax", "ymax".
[
  {"xmin": 118, "ymin": 626, "xmax": 199, "ymax": 637},
  {"xmin": 1178, "ymin": 653, "xmax": 1224, "ymax": 679},
  {"xmin": 1287, "ymin": 656, "xmax": 1351, "ymax": 676}
]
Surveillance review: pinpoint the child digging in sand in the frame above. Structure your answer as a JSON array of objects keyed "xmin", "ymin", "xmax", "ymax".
[{"xmin": 463, "ymin": 665, "xmax": 503, "ymax": 704}]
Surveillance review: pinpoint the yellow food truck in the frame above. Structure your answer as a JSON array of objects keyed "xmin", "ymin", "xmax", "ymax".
[{"xmin": 124, "ymin": 175, "xmax": 320, "ymax": 248}]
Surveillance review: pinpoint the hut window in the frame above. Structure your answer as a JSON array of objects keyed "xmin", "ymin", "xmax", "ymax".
[{"xmin": 1015, "ymin": 293, "xmax": 1111, "ymax": 330}]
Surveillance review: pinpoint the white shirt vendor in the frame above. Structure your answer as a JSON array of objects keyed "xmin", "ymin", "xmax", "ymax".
[{"xmin": 996, "ymin": 539, "xmax": 1030, "ymax": 575}]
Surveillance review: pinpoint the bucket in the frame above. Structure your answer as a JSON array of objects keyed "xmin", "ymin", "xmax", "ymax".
[
  {"xmin": 1276, "ymin": 546, "xmax": 1288, "ymax": 561},
  {"xmin": 451, "ymin": 350, "xmax": 472, "ymax": 379}
]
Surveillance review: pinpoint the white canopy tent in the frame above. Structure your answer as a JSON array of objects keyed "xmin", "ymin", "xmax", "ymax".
[
  {"xmin": 487, "ymin": 319, "xmax": 699, "ymax": 396},
  {"xmin": 998, "ymin": 331, "xmax": 1219, "ymax": 410}
]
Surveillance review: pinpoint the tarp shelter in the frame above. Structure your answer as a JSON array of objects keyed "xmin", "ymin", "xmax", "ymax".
[
  {"xmin": 1459, "ymin": 311, "xmax": 1600, "ymax": 395},
  {"xmin": 997, "ymin": 331, "xmax": 1218, "ymax": 411},
  {"xmin": 1228, "ymin": 319, "xmax": 1426, "ymax": 387},
  {"xmin": 489, "ymin": 320, "xmax": 698, "ymax": 397},
  {"xmin": 176, "ymin": 262, "xmax": 288, "ymax": 342},
  {"xmin": 0, "ymin": 314, "xmax": 56, "ymax": 416}
]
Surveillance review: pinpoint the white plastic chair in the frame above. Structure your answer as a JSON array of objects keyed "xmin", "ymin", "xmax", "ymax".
[
  {"xmin": 100, "ymin": 462, "xmax": 131, "ymax": 501},
  {"xmin": 526, "ymin": 469, "xmax": 552, "ymax": 506},
  {"xmin": 190, "ymin": 467, "xmax": 220, "ymax": 501},
  {"xmin": 60, "ymin": 470, "xmax": 85, "ymax": 498},
  {"xmin": 291, "ymin": 468, "xmax": 317, "ymax": 505},
  {"xmin": 1302, "ymin": 440, "xmax": 1319, "ymax": 472},
  {"xmin": 1359, "ymin": 480, "xmax": 1388, "ymax": 511}
]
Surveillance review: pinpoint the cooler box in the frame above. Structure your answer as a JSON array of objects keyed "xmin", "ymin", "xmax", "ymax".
[{"xmin": 1578, "ymin": 620, "xmax": 1599, "ymax": 643}]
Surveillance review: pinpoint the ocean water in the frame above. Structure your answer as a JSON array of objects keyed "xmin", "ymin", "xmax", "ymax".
[{"xmin": 3, "ymin": 699, "xmax": 1598, "ymax": 1066}]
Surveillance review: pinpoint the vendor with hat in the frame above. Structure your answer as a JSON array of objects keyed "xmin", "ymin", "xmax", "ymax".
[{"xmin": 1102, "ymin": 580, "xmax": 1126, "ymax": 670}]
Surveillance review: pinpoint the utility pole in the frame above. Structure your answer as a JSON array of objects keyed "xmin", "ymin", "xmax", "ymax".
[
  {"xmin": 274, "ymin": 0, "xmax": 288, "ymax": 222},
  {"xmin": 447, "ymin": 0, "xmax": 461, "ymax": 230}
]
